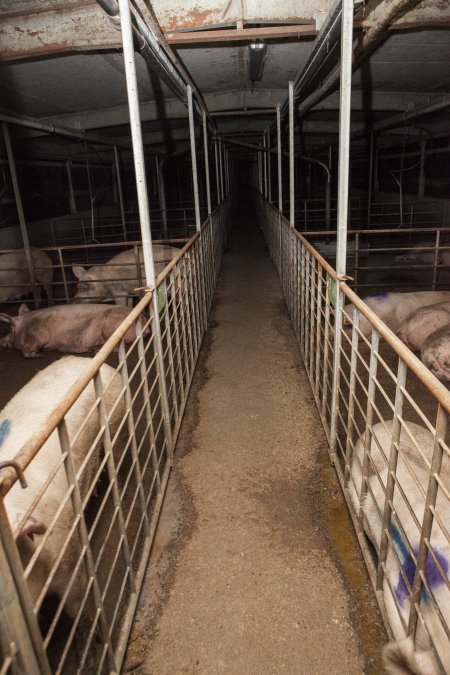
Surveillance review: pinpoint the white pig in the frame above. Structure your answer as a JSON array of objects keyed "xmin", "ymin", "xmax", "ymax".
[
  {"xmin": 396, "ymin": 301, "xmax": 450, "ymax": 351},
  {"xmin": 0, "ymin": 356, "xmax": 124, "ymax": 619},
  {"xmin": 343, "ymin": 291, "xmax": 450, "ymax": 338},
  {"xmin": 0, "ymin": 303, "xmax": 141, "ymax": 358},
  {"xmin": 396, "ymin": 241, "xmax": 450, "ymax": 266},
  {"xmin": 0, "ymin": 249, "xmax": 53, "ymax": 304},
  {"xmin": 72, "ymin": 244, "xmax": 180, "ymax": 306},
  {"xmin": 421, "ymin": 324, "xmax": 450, "ymax": 381},
  {"xmin": 348, "ymin": 420, "xmax": 450, "ymax": 675}
]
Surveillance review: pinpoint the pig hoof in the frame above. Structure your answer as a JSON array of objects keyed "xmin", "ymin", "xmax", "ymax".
[{"xmin": 23, "ymin": 351, "xmax": 43, "ymax": 359}]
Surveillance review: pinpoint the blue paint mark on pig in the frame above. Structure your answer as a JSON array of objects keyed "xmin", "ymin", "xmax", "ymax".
[
  {"xmin": 0, "ymin": 419, "xmax": 10, "ymax": 447},
  {"xmin": 370, "ymin": 292, "xmax": 389, "ymax": 302},
  {"xmin": 390, "ymin": 523, "xmax": 448, "ymax": 607}
]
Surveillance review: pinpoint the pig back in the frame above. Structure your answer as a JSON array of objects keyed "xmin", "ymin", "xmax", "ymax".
[
  {"xmin": 0, "ymin": 356, "xmax": 124, "ymax": 614},
  {"xmin": 0, "ymin": 249, "xmax": 53, "ymax": 301}
]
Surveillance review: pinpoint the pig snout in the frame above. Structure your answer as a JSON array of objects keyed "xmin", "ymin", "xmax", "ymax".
[{"xmin": 0, "ymin": 334, "xmax": 13, "ymax": 349}]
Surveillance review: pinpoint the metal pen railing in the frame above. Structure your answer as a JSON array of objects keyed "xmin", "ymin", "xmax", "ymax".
[
  {"xmin": 0, "ymin": 197, "xmax": 231, "ymax": 674},
  {"xmin": 259, "ymin": 195, "xmax": 450, "ymax": 673},
  {"xmin": 304, "ymin": 227, "xmax": 450, "ymax": 294}
]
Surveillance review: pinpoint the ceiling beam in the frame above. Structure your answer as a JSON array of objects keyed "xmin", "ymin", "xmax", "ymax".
[
  {"xmin": 0, "ymin": 4, "xmax": 120, "ymax": 61},
  {"xmin": 165, "ymin": 23, "xmax": 317, "ymax": 44},
  {"xmin": 1, "ymin": 1, "xmax": 449, "ymax": 62}
]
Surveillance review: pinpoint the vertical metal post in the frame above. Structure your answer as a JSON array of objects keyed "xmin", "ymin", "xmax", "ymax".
[
  {"xmin": 203, "ymin": 112, "xmax": 212, "ymax": 215},
  {"xmin": 330, "ymin": 0, "xmax": 354, "ymax": 456},
  {"xmin": 366, "ymin": 131, "xmax": 374, "ymax": 224},
  {"xmin": 66, "ymin": 160, "xmax": 77, "ymax": 214},
  {"xmin": 277, "ymin": 105, "xmax": 282, "ymax": 213},
  {"xmin": 224, "ymin": 146, "xmax": 230, "ymax": 196},
  {"xmin": 2, "ymin": 122, "xmax": 38, "ymax": 307},
  {"xmin": 257, "ymin": 150, "xmax": 261, "ymax": 193},
  {"xmin": 214, "ymin": 139, "xmax": 220, "ymax": 204},
  {"xmin": 267, "ymin": 129, "xmax": 272, "ymax": 203},
  {"xmin": 263, "ymin": 132, "xmax": 268, "ymax": 198},
  {"xmin": 418, "ymin": 139, "xmax": 426, "ymax": 198},
  {"xmin": 326, "ymin": 145, "xmax": 332, "ymax": 229},
  {"xmin": 374, "ymin": 140, "xmax": 379, "ymax": 195},
  {"xmin": 156, "ymin": 157, "xmax": 168, "ymax": 238},
  {"xmin": 219, "ymin": 139, "xmax": 224, "ymax": 202},
  {"xmin": 114, "ymin": 145, "xmax": 127, "ymax": 240},
  {"xmin": 289, "ymin": 81, "xmax": 295, "ymax": 228},
  {"xmin": 188, "ymin": 85, "xmax": 201, "ymax": 232},
  {"xmin": 118, "ymin": 0, "xmax": 173, "ymax": 457}
]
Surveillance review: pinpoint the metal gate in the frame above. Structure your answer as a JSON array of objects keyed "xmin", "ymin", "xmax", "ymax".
[
  {"xmin": 259, "ymin": 195, "xmax": 450, "ymax": 673},
  {"xmin": 0, "ymin": 200, "xmax": 230, "ymax": 674}
]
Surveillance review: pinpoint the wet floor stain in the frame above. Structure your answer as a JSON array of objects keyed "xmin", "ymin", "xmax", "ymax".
[{"xmin": 314, "ymin": 446, "xmax": 387, "ymax": 674}]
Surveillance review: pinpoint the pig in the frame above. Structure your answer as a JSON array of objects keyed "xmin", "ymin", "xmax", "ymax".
[
  {"xmin": 421, "ymin": 323, "xmax": 450, "ymax": 381},
  {"xmin": 0, "ymin": 249, "xmax": 53, "ymax": 304},
  {"xmin": 396, "ymin": 241, "xmax": 450, "ymax": 266},
  {"xmin": 0, "ymin": 303, "xmax": 141, "ymax": 358},
  {"xmin": 0, "ymin": 356, "xmax": 124, "ymax": 619},
  {"xmin": 348, "ymin": 420, "xmax": 450, "ymax": 675},
  {"xmin": 396, "ymin": 301, "xmax": 450, "ymax": 351},
  {"xmin": 72, "ymin": 244, "xmax": 180, "ymax": 306},
  {"xmin": 343, "ymin": 291, "xmax": 450, "ymax": 338}
]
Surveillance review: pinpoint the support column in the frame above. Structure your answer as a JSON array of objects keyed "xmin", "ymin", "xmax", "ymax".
[
  {"xmin": 187, "ymin": 85, "xmax": 201, "ymax": 233},
  {"xmin": 156, "ymin": 157, "xmax": 168, "ymax": 239},
  {"xmin": 214, "ymin": 140, "xmax": 220, "ymax": 204},
  {"xmin": 277, "ymin": 105, "xmax": 282, "ymax": 213},
  {"xmin": 219, "ymin": 139, "xmax": 224, "ymax": 202},
  {"xmin": 203, "ymin": 112, "xmax": 212, "ymax": 215},
  {"xmin": 118, "ymin": 0, "xmax": 173, "ymax": 458},
  {"xmin": 114, "ymin": 145, "xmax": 127, "ymax": 240},
  {"xmin": 330, "ymin": 0, "xmax": 354, "ymax": 458},
  {"xmin": 2, "ymin": 122, "xmax": 38, "ymax": 307},
  {"xmin": 326, "ymin": 145, "xmax": 332, "ymax": 229},
  {"xmin": 267, "ymin": 129, "xmax": 272, "ymax": 203},
  {"xmin": 418, "ymin": 139, "xmax": 426, "ymax": 198},
  {"xmin": 289, "ymin": 81, "xmax": 295, "ymax": 228},
  {"xmin": 66, "ymin": 160, "xmax": 77, "ymax": 214}
]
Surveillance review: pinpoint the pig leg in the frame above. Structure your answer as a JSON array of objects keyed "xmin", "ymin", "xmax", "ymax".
[
  {"xmin": 42, "ymin": 281, "xmax": 53, "ymax": 305},
  {"xmin": 34, "ymin": 284, "xmax": 42, "ymax": 309},
  {"xmin": 21, "ymin": 325, "xmax": 51, "ymax": 358}
]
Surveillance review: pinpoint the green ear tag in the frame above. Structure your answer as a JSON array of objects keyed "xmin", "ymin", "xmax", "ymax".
[
  {"xmin": 328, "ymin": 278, "xmax": 337, "ymax": 308},
  {"xmin": 157, "ymin": 282, "xmax": 167, "ymax": 312}
]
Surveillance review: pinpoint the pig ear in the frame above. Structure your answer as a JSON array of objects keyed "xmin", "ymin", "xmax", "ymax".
[
  {"xmin": 18, "ymin": 303, "xmax": 30, "ymax": 315},
  {"xmin": 0, "ymin": 313, "xmax": 12, "ymax": 324},
  {"xmin": 72, "ymin": 265, "xmax": 87, "ymax": 279}
]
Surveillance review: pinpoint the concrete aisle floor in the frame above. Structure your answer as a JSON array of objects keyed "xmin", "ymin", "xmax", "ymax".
[{"xmin": 126, "ymin": 200, "xmax": 385, "ymax": 674}]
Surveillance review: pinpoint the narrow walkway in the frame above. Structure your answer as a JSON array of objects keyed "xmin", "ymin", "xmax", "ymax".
[{"xmin": 127, "ymin": 201, "xmax": 382, "ymax": 674}]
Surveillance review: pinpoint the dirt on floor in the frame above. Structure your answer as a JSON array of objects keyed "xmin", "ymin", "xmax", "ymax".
[{"xmin": 124, "ymin": 203, "xmax": 387, "ymax": 675}]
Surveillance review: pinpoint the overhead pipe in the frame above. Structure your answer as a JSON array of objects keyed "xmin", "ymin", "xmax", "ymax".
[
  {"xmin": 298, "ymin": 0, "xmax": 424, "ymax": 116},
  {"xmin": 220, "ymin": 137, "xmax": 330, "ymax": 182},
  {"xmin": 278, "ymin": 0, "xmax": 344, "ymax": 123},
  {"xmin": 373, "ymin": 96, "xmax": 450, "ymax": 133},
  {"xmin": 0, "ymin": 111, "xmax": 129, "ymax": 149},
  {"xmin": 96, "ymin": 0, "xmax": 215, "ymax": 132}
]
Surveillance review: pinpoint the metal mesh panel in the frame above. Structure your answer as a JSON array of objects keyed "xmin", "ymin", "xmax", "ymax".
[
  {"xmin": 0, "ymin": 199, "xmax": 232, "ymax": 673},
  {"xmin": 259, "ymin": 194, "xmax": 450, "ymax": 673}
]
